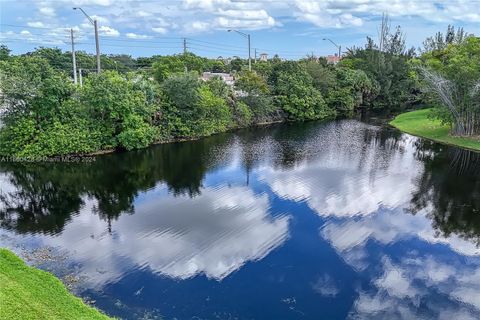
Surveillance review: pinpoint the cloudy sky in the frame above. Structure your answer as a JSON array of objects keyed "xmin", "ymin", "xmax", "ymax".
[{"xmin": 1, "ymin": 0, "xmax": 479, "ymax": 58}]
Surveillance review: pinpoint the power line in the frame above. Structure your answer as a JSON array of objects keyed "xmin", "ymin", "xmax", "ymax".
[
  {"xmin": 1, "ymin": 29, "xmax": 312, "ymax": 58},
  {"xmin": 188, "ymin": 42, "xmax": 247, "ymax": 53},
  {"xmin": 187, "ymin": 38, "xmax": 247, "ymax": 50}
]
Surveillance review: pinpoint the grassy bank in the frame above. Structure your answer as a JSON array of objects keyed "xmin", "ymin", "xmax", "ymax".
[
  {"xmin": 390, "ymin": 109, "xmax": 480, "ymax": 151},
  {"xmin": 0, "ymin": 248, "xmax": 111, "ymax": 320}
]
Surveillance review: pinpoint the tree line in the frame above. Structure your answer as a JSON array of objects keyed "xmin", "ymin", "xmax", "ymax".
[{"xmin": 0, "ymin": 21, "xmax": 478, "ymax": 157}]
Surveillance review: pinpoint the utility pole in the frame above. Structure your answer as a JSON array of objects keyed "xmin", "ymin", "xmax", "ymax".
[
  {"xmin": 247, "ymin": 34, "xmax": 251, "ymax": 71},
  {"xmin": 183, "ymin": 38, "xmax": 188, "ymax": 73},
  {"xmin": 94, "ymin": 19, "xmax": 101, "ymax": 73},
  {"xmin": 70, "ymin": 29, "xmax": 78, "ymax": 85},
  {"xmin": 228, "ymin": 29, "xmax": 251, "ymax": 71},
  {"xmin": 78, "ymin": 69, "xmax": 83, "ymax": 87},
  {"xmin": 73, "ymin": 7, "xmax": 101, "ymax": 73},
  {"xmin": 254, "ymin": 48, "xmax": 257, "ymax": 64}
]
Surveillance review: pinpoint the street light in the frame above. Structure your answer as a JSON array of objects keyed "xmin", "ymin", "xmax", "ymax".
[
  {"xmin": 228, "ymin": 29, "xmax": 251, "ymax": 71},
  {"xmin": 323, "ymin": 38, "xmax": 341, "ymax": 59},
  {"xmin": 73, "ymin": 7, "xmax": 101, "ymax": 73}
]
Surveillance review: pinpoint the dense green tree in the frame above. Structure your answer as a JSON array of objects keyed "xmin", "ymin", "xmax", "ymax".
[
  {"xmin": 422, "ymin": 25, "xmax": 469, "ymax": 53},
  {"xmin": 160, "ymin": 73, "xmax": 232, "ymax": 137},
  {"xmin": 0, "ymin": 56, "xmax": 73, "ymax": 128},
  {"xmin": 341, "ymin": 20, "xmax": 416, "ymax": 113},
  {"xmin": 235, "ymin": 70, "xmax": 276, "ymax": 122},
  {"xmin": 78, "ymin": 71, "xmax": 158, "ymax": 149},
  {"xmin": 25, "ymin": 47, "xmax": 72, "ymax": 72},
  {"xmin": 0, "ymin": 56, "xmax": 97, "ymax": 156},
  {"xmin": 252, "ymin": 61, "xmax": 273, "ymax": 79},
  {"xmin": 0, "ymin": 45, "xmax": 11, "ymax": 61},
  {"xmin": 152, "ymin": 53, "xmax": 210, "ymax": 82},
  {"xmin": 327, "ymin": 68, "xmax": 377, "ymax": 116},
  {"xmin": 235, "ymin": 70, "xmax": 269, "ymax": 94},
  {"xmin": 205, "ymin": 76, "xmax": 232, "ymax": 100},
  {"xmin": 271, "ymin": 62, "xmax": 335, "ymax": 121},
  {"xmin": 228, "ymin": 57, "xmax": 245, "ymax": 72},
  {"xmin": 207, "ymin": 59, "xmax": 227, "ymax": 73},
  {"xmin": 304, "ymin": 61, "xmax": 336, "ymax": 95}
]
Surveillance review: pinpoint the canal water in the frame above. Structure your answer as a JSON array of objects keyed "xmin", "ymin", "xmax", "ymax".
[{"xmin": 1, "ymin": 119, "xmax": 479, "ymax": 319}]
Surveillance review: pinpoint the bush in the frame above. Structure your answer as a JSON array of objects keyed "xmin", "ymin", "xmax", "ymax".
[
  {"xmin": 117, "ymin": 115, "xmax": 158, "ymax": 150},
  {"xmin": 274, "ymin": 71, "xmax": 334, "ymax": 121},
  {"xmin": 78, "ymin": 71, "xmax": 158, "ymax": 149},
  {"xmin": 234, "ymin": 101, "xmax": 253, "ymax": 127},
  {"xmin": 0, "ymin": 117, "xmax": 38, "ymax": 156},
  {"xmin": 18, "ymin": 120, "xmax": 102, "ymax": 157},
  {"xmin": 327, "ymin": 88, "xmax": 355, "ymax": 117},
  {"xmin": 160, "ymin": 74, "xmax": 232, "ymax": 138}
]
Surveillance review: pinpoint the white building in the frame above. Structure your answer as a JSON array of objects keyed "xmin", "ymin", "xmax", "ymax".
[
  {"xmin": 201, "ymin": 72, "xmax": 235, "ymax": 86},
  {"xmin": 259, "ymin": 53, "xmax": 268, "ymax": 62}
]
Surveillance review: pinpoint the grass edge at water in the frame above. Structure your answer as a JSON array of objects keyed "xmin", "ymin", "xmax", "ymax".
[
  {"xmin": 389, "ymin": 108, "xmax": 480, "ymax": 152},
  {"xmin": 0, "ymin": 248, "xmax": 112, "ymax": 320}
]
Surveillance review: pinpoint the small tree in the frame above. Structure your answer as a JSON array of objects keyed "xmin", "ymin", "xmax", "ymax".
[{"xmin": 419, "ymin": 37, "xmax": 480, "ymax": 136}]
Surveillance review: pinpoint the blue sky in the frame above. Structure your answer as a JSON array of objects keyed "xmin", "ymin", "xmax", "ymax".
[{"xmin": 1, "ymin": 0, "xmax": 479, "ymax": 59}]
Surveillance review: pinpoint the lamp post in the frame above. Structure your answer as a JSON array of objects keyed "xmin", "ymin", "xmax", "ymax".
[
  {"xmin": 73, "ymin": 7, "xmax": 101, "ymax": 73},
  {"xmin": 228, "ymin": 29, "xmax": 251, "ymax": 71},
  {"xmin": 70, "ymin": 29, "xmax": 77, "ymax": 84},
  {"xmin": 323, "ymin": 38, "xmax": 341, "ymax": 59}
]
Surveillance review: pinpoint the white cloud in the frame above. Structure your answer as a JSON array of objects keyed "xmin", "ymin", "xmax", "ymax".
[
  {"xmin": 39, "ymin": 7, "xmax": 55, "ymax": 17},
  {"xmin": 293, "ymin": 0, "xmax": 480, "ymax": 26},
  {"xmin": 90, "ymin": 15, "xmax": 110, "ymax": 25},
  {"xmin": 294, "ymin": 1, "xmax": 364, "ymax": 28},
  {"xmin": 189, "ymin": 21, "xmax": 211, "ymax": 32},
  {"xmin": 98, "ymin": 26, "xmax": 120, "ymax": 37},
  {"xmin": 9, "ymin": 0, "xmax": 479, "ymax": 51},
  {"xmin": 126, "ymin": 32, "xmax": 152, "ymax": 39},
  {"xmin": 26, "ymin": 21, "xmax": 45, "ymax": 28},
  {"xmin": 151, "ymin": 27, "xmax": 167, "ymax": 34}
]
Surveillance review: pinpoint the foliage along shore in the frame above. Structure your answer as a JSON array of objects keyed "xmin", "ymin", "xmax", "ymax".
[
  {"xmin": 0, "ymin": 248, "xmax": 112, "ymax": 320},
  {"xmin": 390, "ymin": 109, "xmax": 480, "ymax": 152},
  {"xmin": 0, "ymin": 22, "xmax": 479, "ymax": 157}
]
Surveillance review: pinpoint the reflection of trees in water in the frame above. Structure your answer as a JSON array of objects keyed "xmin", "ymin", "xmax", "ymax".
[
  {"xmin": 0, "ymin": 122, "xmax": 324, "ymax": 235},
  {"xmin": 1, "ymin": 119, "xmax": 451, "ymax": 237},
  {"xmin": 410, "ymin": 140, "xmax": 480, "ymax": 245},
  {"xmin": 0, "ymin": 166, "xmax": 83, "ymax": 234},
  {"xmin": 0, "ymin": 134, "xmax": 231, "ymax": 235}
]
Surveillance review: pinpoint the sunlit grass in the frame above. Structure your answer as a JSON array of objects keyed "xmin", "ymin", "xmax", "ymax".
[
  {"xmin": 0, "ymin": 248, "xmax": 112, "ymax": 320},
  {"xmin": 390, "ymin": 108, "xmax": 480, "ymax": 151}
]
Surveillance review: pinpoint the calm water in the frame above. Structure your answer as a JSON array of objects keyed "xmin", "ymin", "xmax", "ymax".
[{"xmin": 1, "ymin": 120, "xmax": 480, "ymax": 320}]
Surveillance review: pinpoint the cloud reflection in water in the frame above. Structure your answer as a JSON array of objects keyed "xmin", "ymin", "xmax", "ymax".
[{"xmin": 5, "ymin": 184, "xmax": 289, "ymax": 286}]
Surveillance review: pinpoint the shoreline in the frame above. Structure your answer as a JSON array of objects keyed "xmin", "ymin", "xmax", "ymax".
[
  {"xmin": 390, "ymin": 109, "xmax": 480, "ymax": 153},
  {"xmin": 89, "ymin": 119, "xmax": 288, "ymax": 156},
  {"xmin": 0, "ymin": 248, "xmax": 112, "ymax": 319},
  {"xmin": 0, "ymin": 119, "xmax": 293, "ymax": 162}
]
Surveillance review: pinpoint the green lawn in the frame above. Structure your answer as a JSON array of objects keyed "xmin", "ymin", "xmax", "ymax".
[
  {"xmin": 390, "ymin": 108, "xmax": 480, "ymax": 151},
  {"xmin": 0, "ymin": 248, "xmax": 111, "ymax": 320}
]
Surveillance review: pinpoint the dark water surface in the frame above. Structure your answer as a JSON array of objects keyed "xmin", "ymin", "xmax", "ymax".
[{"xmin": 1, "ymin": 120, "xmax": 480, "ymax": 319}]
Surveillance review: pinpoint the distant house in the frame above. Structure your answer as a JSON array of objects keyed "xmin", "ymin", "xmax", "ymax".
[
  {"xmin": 201, "ymin": 72, "xmax": 235, "ymax": 86},
  {"xmin": 326, "ymin": 53, "xmax": 341, "ymax": 65},
  {"xmin": 259, "ymin": 53, "xmax": 268, "ymax": 62}
]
